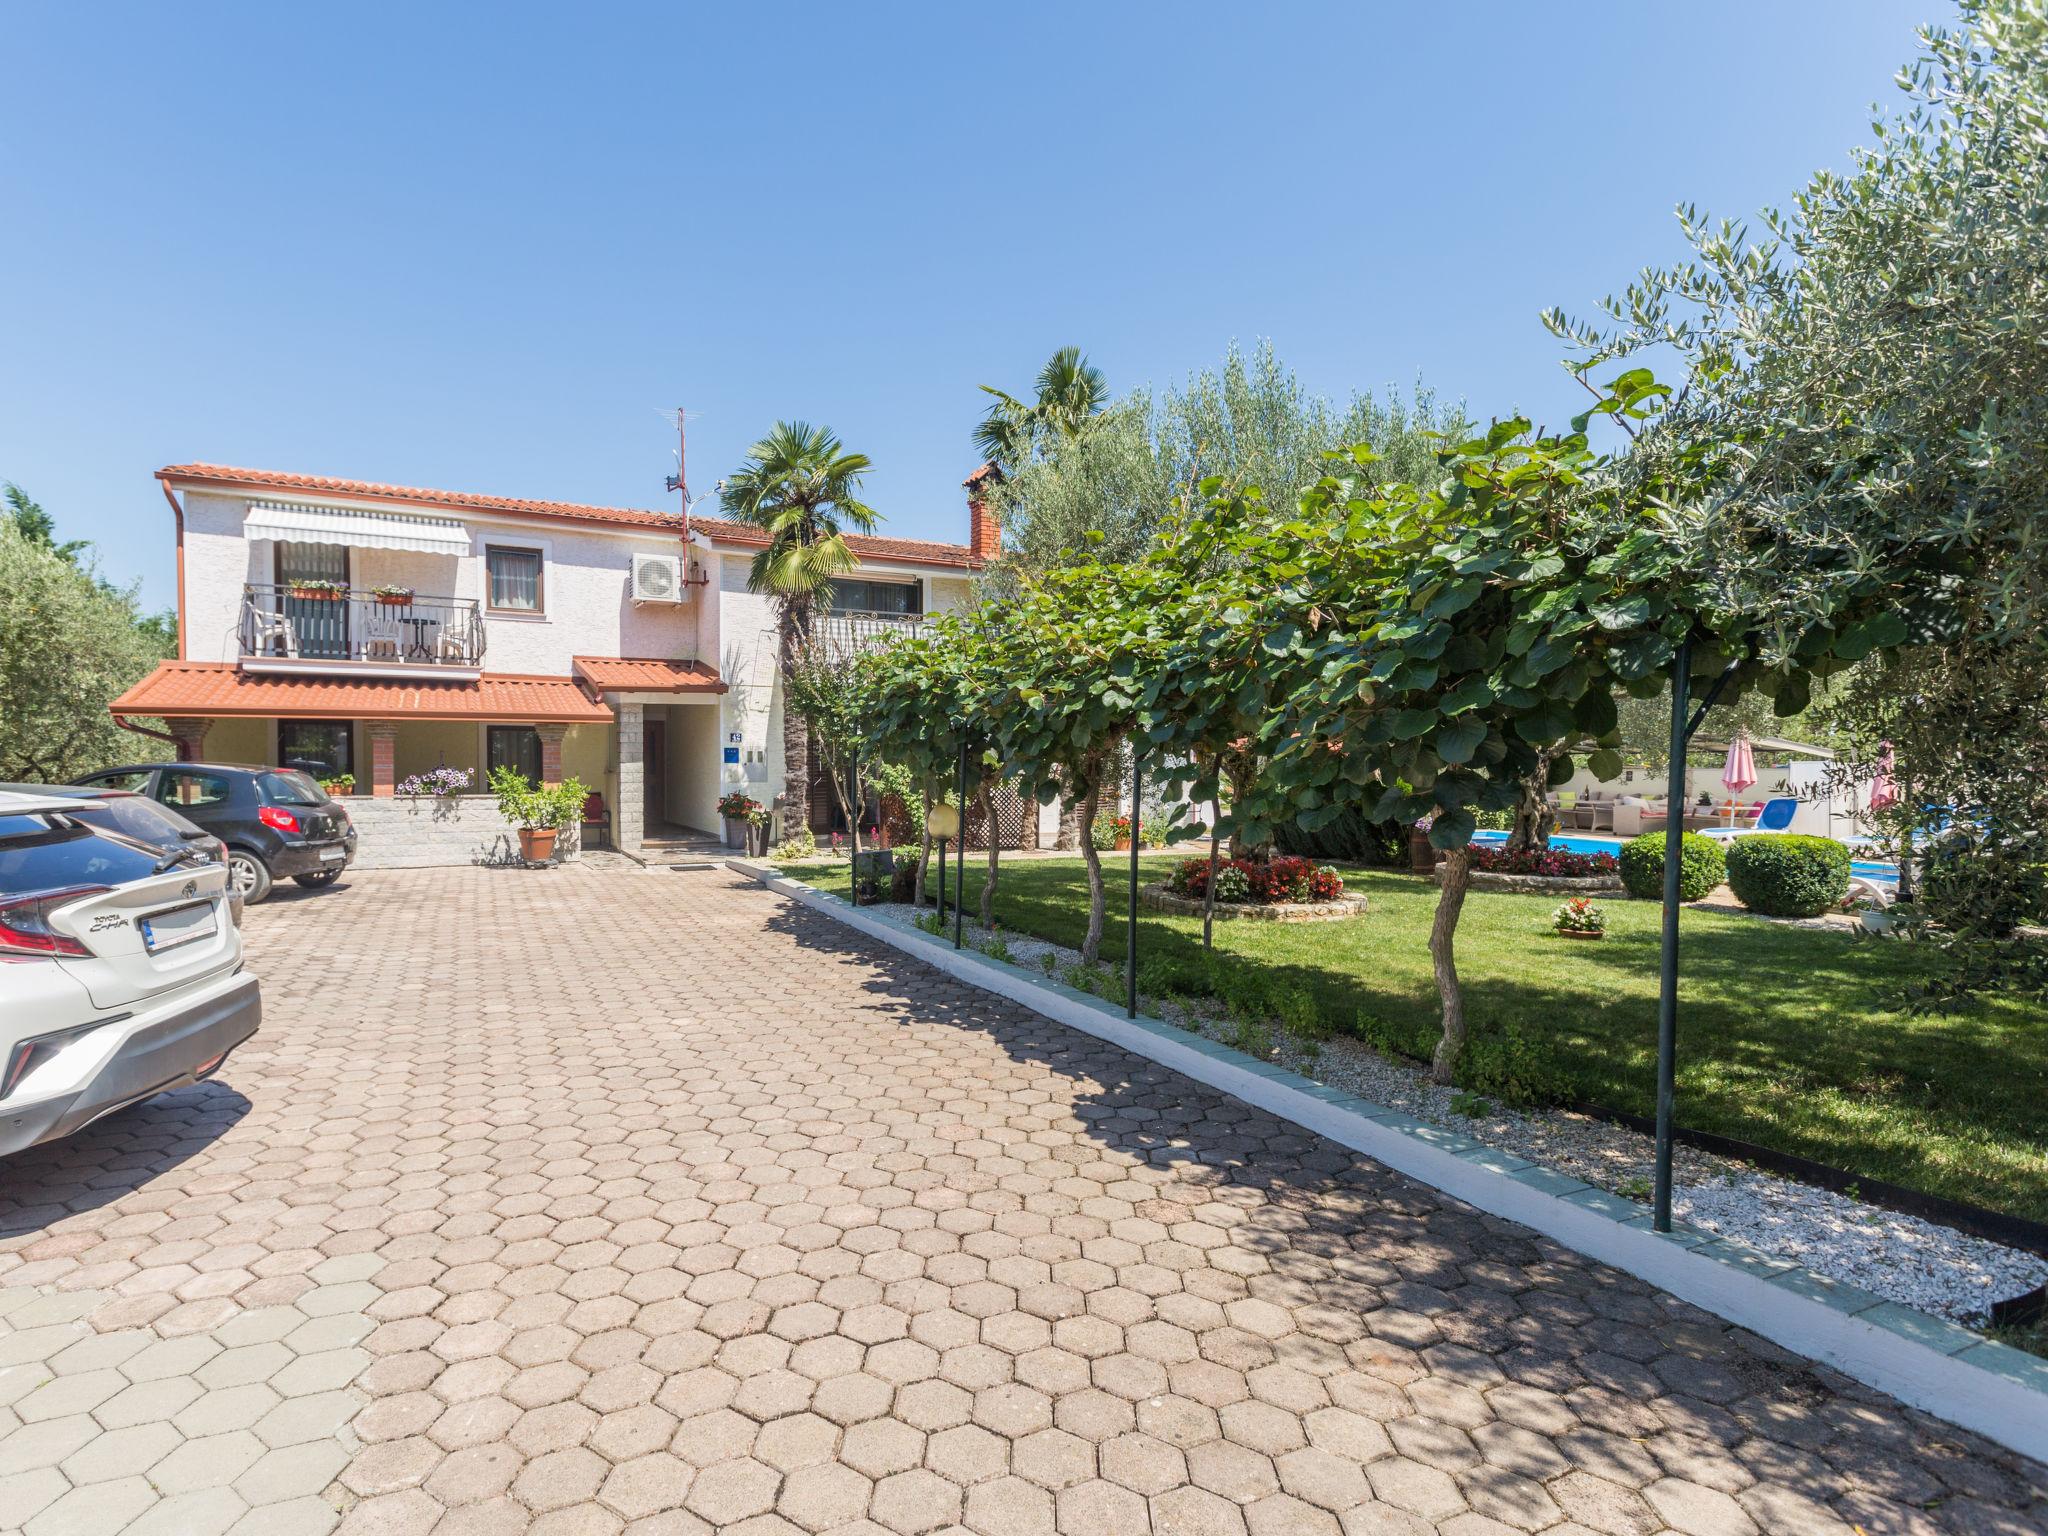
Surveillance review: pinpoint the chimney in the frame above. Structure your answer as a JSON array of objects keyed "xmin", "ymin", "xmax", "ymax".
[{"xmin": 964, "ymin": 461, "xmax": 1002, "ymax": 562}]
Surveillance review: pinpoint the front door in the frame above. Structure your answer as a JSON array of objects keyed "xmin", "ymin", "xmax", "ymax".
[
  {"xmin": 644, "ymin": 719, "xmax": 666, "ymax": 828},
  {"xmin": 276, "ymin": 542, "xmax": 350, "ymax": 659}
]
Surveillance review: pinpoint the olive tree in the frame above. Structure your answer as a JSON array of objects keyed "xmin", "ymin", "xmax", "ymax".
[{"xmin": 1547, "ymin": 0, "xmax": 2048, "ymax": 991}]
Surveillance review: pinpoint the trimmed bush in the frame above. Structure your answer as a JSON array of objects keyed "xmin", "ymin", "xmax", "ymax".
[
  {"xmin": 1619, "ymin": 831, "xmax": 1727, "ymax": 902},
  {"xmin": 1726, "ymin": 835, "xmax": 1852, "ymax": 918}
]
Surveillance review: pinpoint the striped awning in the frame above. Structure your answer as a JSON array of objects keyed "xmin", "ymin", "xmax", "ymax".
[{"xmin": 243, "ymin": 500, "xmax": 469, "ymax": 557}]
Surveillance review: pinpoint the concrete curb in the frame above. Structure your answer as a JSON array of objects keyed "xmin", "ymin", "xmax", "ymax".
[{"xmin": 728, "ymin": 858, "xmax": 2048, "ymax": 1465}]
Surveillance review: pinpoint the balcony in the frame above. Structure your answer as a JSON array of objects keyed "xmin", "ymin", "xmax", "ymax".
[
  {"xmin": 817, "ymin": 608, "xmax": 924, "ymax": 655},
  {"xmin": 237, "ymin": 584, "xmax": 486, "ymax": 679}
]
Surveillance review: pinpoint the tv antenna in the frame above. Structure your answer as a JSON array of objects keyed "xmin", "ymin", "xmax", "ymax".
[{"xmin": 662, "ymin": 407, "xmax": 713, "ymax": 586}]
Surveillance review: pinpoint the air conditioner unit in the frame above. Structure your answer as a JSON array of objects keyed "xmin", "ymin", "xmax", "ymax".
[{"xmin": 632, "ymin": 553, "xmax": 683, "ymax": 604}]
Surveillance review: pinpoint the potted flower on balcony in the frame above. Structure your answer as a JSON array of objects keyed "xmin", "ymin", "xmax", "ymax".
[
  {"xmin": 370, "ymin": 584, "xmax": 414, "ymax": 607},
  {"xmin": 489, "ymin": 766, "xmax": 590, "ymax": 864},
  {"xmin": 319, "ymin": 772, "xmax": 355, "ymax": 798},
  {"xmin": 286, "ymin": 577, "xmax": 347, "ymax": 602}
]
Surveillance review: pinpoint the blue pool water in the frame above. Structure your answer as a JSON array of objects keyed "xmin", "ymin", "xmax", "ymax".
[{"xmin": 1471, "ymin": 829, "xmax": 1898, "ymax": 885}]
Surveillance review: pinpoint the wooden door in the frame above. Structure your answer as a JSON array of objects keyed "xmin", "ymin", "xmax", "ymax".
[{"xmin": 644, "ymin": 719, "xmax": 666, "ymax": 827}]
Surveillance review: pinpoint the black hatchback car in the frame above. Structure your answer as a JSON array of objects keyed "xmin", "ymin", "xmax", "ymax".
[{"xmin": 70, "ymin": 763, "xmax": 356, "ymax": 904}]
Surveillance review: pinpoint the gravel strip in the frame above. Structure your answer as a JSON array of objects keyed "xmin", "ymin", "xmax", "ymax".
[{"xmin": 860, "ymin": 897, "xmax": 2048, "ymax": 1329}]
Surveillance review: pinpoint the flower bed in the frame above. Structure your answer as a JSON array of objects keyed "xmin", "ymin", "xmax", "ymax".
[
  {"xmin": 1471, "ymin": 844, "xmax": 1619, "ymax": 879},
  {"xmin": 1459, "ymin": 842, "xmax": 1625, "ymax": 894},
  {"xmin": 1150, "ymin": 856, "xmax": 1364, "ymax": 922},
  {"xmin": 1170, "ymin": 855, "xmax": 1345, "ymax": 905}
]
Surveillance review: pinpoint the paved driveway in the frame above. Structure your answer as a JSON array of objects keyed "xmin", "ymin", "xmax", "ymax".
[{"xmin": 0, "ymin": 865, "xmax": 2040, "ymax": 1536}]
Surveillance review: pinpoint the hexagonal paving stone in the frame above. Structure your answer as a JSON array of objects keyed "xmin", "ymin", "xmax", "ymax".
[{"xmin": 0, "ymin": 866, "xmax": 2035, "ymax": 1536}]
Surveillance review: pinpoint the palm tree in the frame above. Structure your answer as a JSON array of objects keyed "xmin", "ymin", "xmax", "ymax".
[
  {"xmin": 973, "ymin": 346, "xmax": 1108, "ymax": 472},
  {"xmin": 720, "ymin": 422, "xmax": 878, "ymax": 836}
]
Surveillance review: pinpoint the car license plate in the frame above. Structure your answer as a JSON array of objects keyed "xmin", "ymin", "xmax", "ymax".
[
  {"xmin": 141, "ymin": 901, "xmax": 217, "ymax": 954},
  {"xmin": 319, "ymin": 846, "xmax": 345, "ymax": 862}
]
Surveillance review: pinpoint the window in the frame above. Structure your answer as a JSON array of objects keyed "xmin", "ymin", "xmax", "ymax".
[
  {"xmin": 488, "ymin": 726, "xmax": 542, "ymax": 787},
  {"xmin": 76, "ymin": 770, "xmax": 154, "ymax": 793},
  {"xmin": 827, "ymin": 578, "xmax": 921, "ymax": 616},
  {"xmin": 259, "ymin": 771, "xmax": 328, "ymax": 807},
  {"xmin": 155, "ymin": 772, "xmax": 233, "ymax": 809},
  {"xmin": 486, "ymin": 545, "xmax": 544, "ymax": 613},
  {"xmin": 277, "ymin": 720, "xmax": 353, "ymax": 780}
]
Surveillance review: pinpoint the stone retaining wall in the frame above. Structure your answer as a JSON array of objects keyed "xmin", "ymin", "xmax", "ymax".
[
  {"xmin": 1437, "ymin": 867, "xmax": 1623, "ymax": 894},
  {"xmin": 342, "ymin": 795, "xmax": 580, "ymax": 869},
  {"xmin": 1139, "ymin": 883, "xmax": 1367, "ymax": 923}
]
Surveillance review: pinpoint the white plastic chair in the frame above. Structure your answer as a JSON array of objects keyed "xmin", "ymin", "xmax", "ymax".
[
  {"xmin": 363, "ymin": 608, "xmax": 404, "ymax": 660},
  {"xmin": 247, "ymin": 608, "xmax": 299, "ymax": 658}
]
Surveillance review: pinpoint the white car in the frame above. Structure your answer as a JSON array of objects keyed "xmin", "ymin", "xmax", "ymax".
[{"xmin": 0, "ymin": 789, "xmax": 260, "ymax": 1157}]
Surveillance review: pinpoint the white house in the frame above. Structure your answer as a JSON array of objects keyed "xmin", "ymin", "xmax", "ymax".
[{"xmin": 111, "ymin": 462, "xmax": 1002, "ymax": 860}]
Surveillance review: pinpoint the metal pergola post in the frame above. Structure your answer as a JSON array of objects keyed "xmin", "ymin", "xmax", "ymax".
[
  {"xmin": 1127, "ymin": 755, "xmax": 1141, "ymax": 1019},
  {"xmin": 955, "ymin": 741, "xmax": 969, "ymax": 949},
  {"xmin": 848, "ymin": 754, "xmax": 861, "ymax": 908},
  {"xmin": 1653, "ymin": 643, "xmax": 1740, "ymax": 1233}
]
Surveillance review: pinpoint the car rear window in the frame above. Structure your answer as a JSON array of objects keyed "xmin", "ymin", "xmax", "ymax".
[
  {"xmin": 258, "ymin": 770, "xmax": 330, "ymax": 807},
  {"xmin": 72, "ymin": 797, "xmax": 202, "ymax": 847},
  {"xmin": 0, "ymin": 817, "xmax": 162, "ymax": 895}
]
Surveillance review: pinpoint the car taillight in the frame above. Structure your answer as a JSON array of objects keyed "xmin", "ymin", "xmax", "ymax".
[
  {"xmin": 258, "ymin": 806, "xmax": 299, "ymax": 833},
  {"xmin": 0, "ymin": 886, "xmax": 109, "ymax": 959}
]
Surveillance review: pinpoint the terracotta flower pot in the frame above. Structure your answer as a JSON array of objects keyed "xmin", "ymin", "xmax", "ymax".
[
  {"xmin": 1557, "ymin": 928, "xmax": 1604, "ymax": 940},
  {"xmin": 518, "ymin": 827, "xmax": 558, "ymax": 863},
  {"xmin": 326, "ymin": 784, "xmax": 353, "ymax": 798},
  {"xmin": 1113, "ymin": 834, "xmax": 1132, "ymax": 851},
  {"xmin": 374, "ymin": 593, "xmax": 412, "ymax": 607},
  {"xmin": 291, "ymin": 587, "xmax": 343, "ymax": 602}
]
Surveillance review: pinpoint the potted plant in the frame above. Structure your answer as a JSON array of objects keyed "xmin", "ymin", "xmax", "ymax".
[
  {"xmin": 489, "ymin": 766, "xmax": 589, "ymax": 864},
  {"xmin": 1844, "ymin": 894, "xmax": 1892, "ymax": 933},
  {"xmin": 1112, "ymin": 815, "xmax": 1133, "ymax": 851},
  {"xmin": 319, "ymin": 772, "xmax": 355, "ymax": 798},
  {"xmin": 746, "ymin": 804, "xmax": 772, "ymax": 857},
  {"xmin": 287, "ymin": 578, "xmax": 347, "ymax": 602},
  {"xmin": 1553, "ymin": 897, "xmax": 1607, "ymax": 940},
  {"xmin": 718, "ymin": 791, "xmax": 761, "ymax": 850},
  {"xmin": 370, "ymin": 584, "xmax": 414, "ymax": 607}
]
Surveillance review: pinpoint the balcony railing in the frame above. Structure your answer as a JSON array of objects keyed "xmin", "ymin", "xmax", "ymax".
[
  {"xmin": 237, "ymin": 584, "xmax": 486, "ymax": 669},
  {"xmin": 817, "ymin": 608, "xmax": 924, "ymax": 654}
]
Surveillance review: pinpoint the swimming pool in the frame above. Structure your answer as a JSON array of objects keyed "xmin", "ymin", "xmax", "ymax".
[{"xmin": 1471, "ymin": 829, "xmax": 1899, "ymax": 885}]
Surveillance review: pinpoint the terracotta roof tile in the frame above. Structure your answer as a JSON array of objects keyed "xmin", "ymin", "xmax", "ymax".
[
  {"xmin": 160, "ymin": 463, "xmax": 983, "ymax": 570},
  {"xmin": 573, "ymin": 656, "xmax": 727, "ymax": 694},
  {"xmin": 110, "ymin": 661, "xmax": 613, "ymax": 723}
]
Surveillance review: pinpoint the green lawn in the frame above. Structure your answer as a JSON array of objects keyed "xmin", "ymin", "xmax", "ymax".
[{"xmin": 782, "ymin": 855, "xmax": 2048, "ymax": 1222}]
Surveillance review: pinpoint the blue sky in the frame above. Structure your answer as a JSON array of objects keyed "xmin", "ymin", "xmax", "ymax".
[{"xmin": 2, "ymin": 1, "xmax": 1939, "ymax": 612}]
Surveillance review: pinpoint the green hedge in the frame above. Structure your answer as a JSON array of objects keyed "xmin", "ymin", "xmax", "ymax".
[
  {"xmin": 1619, "ymin": 831, "xmax": 1727, "ymax": 902},
  {"xmin": 1726, "ymin": 835, "xmax": 1852, "ymax": 918}
]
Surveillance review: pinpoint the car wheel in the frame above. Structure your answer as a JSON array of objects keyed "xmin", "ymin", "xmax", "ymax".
[
  {"xmin": 293, "ymin": 869, "xmax": 342, "ymax": 889},
  {"xmin": 227, "ymin": 850, "xmax": 274, "ymax": 904}
]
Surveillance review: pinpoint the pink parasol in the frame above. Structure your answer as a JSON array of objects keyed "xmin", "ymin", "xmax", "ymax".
[
  {"xmin": 1869, "ymin": 741, "xmax": 1898, "ymax": 811},
  {"xmin": 1720, "ymin": 728, "xmax": 1757, "ymax": 797}
]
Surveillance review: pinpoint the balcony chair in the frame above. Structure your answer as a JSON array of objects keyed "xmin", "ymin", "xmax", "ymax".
[
  {"xmin": 363, "ymin": 608, "xmax": 404, "ymax": 661},
  {"xmin": 246, "ymin": 609, "xmax": 299, "ymax": 658}
]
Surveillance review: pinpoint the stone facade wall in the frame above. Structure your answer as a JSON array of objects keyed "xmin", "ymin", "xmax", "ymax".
[{"xmin": 344, "ymin": 795, "xmax": 580, "ymax": 869}]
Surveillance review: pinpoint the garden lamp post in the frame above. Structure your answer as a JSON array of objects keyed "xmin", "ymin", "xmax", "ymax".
[{"xmin": 928, "ymin": 801, "xmax": 959, "ymax": 939}]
